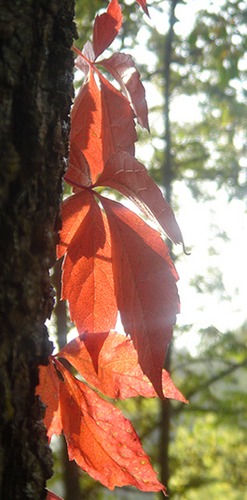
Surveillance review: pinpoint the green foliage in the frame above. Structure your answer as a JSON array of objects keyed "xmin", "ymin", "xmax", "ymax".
[
  {"xmin": 167, "ymin": 324, "xmax": 247, "ymax": 497},
  {"xmin": 145, "ymin": 0, "xmax": 247, "ymax": 199},
  {"xmin": 170, "ymin": 414, "xmax": 247, "ymax": 498}
]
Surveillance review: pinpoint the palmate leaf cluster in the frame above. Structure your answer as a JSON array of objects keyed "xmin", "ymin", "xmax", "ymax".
[
  {"xmin": 41, "ymin": 1, "xmax": 189, "ymax": 498},
  {"xmin": 47, "ymin": 0, "xmax": 247, "ymax": 498},
  {"xmin": 89, "ymin": 323, "xmax": 247, "ymax": 498}
]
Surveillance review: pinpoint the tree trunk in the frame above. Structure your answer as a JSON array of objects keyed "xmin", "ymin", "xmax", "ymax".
[
  {"xmin": 0, "ymin": 1, "xmax": 75, "ymax": 498},
  {"xmin": 159, "ymin": 0, "xmax": 178, "ymax": 496}
]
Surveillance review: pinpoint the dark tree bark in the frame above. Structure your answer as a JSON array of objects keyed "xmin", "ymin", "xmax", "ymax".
[{"xmin": 0, "ymin": 1, "xmax": 75, "ymax": 498}]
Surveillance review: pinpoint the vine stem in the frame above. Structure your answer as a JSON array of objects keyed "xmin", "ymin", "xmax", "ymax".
[
  {"xmin": 72, "ymin": 45, "xmax": 102, "ymax": 79},
  {"xmin": 64, "ymin": 176, "xmax": 93, "ymax": 191},
  {"xmin": 72, "ymin": 45, "xmax": 93, "ymax": 66}
]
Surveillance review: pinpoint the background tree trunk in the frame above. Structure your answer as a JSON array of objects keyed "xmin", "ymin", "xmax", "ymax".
[
  {"xmin": 0, "ymin": 1, "xmax": 75, "ymax": 498},
  {"xmin": 159, "ymin": 0, "xmax": 178, "ymax": 496}
]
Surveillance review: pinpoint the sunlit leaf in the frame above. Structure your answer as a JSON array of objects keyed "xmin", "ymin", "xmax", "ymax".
[
  {"xmin": 93, "ymin": 0, "xmax": 123, "ymax": 59},
  {"xmin": 57, "ymin": 360, "xmax": 166, "ymax": 493},
  {"xmin": 59, "ymin": 331, "xmax": 187, "ymax": 402},
  {"xmin": 101, "ymin": 197, "xmax": 180, "ymax": 398},
  {"xmin": 99, "ymin": 53, "xmax": 149, "ymax": 130},
  {"xmin": 96, "ymin": 151, "xmax": 184, "ymax": 245},
  {"xmin": 36, "ymin": 361, "xmax": 62, "ymax": 441},
  {"xmin": 60, "ymin": 191, "xmax": 117, "ymax": 333}
]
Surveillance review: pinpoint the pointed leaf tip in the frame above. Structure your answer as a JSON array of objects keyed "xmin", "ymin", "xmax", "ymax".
[
  {"xmin": 46, "ymin": 491, "xmax": 64, "ymax": 500},
  {"xmin": 96, "ymin": 152, "xmax": 184, "ymax": 246},
  {"xmin": 99, "ymin": 53, "xmax": 149, "ymax": 130},
  {"xmin": 59, "ymin": 331, "xmax": 187, "ymax": 403},
  {"xmin": 93, "ymin": 0, "xmax": 123, "ymax": 59},
  {"xmin": 136, "ymin": 0, "xmax": 150, "ymax": 16},
  {"xmin": 58, "ymin": 362, "xmax": 166, "ymax": 493},
  {"xmin": 100, "ymin": 197, "xmax": 180, "ymax": 398}
]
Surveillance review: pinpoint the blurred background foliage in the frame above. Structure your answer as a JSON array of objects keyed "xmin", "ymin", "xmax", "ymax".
[{"xmin": 48, "ymin": 0, "xmax": 247, "ymax": 498}]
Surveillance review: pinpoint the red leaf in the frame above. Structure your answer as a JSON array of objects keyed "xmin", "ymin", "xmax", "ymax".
[
  {"xmin": 82, "ymin": 330, "xmax": 110, "ymax": 374},
  {"xmin": 70, "ymin": 70, "xmax": 137, "ymax": 183},
  {"xmin": 99, "ymin": 53, "xmax": 149, "ymax": 130},
  {"xmin": 101, "ymin": 197, "xmax": 180, "ymax": 399},
  {"xmin": 36, "ymin": 361, "xmax": 62, "ymax": 441},
  {"xmin": 46, "ymin": 490, "xmax": 64, "ymax": 500},
  {"xmin": 57, "ymin": 190, "xmax": 92, "ymax": 260},
  {"xmin": 66, "ymin": 143, "xmax": 92, "ymax": 190},
  {"xmin": 74, "ymin": 41, "xmax": 95, "ymax": 76},
  {"xmin": 60, "ymin": 191, "xmax": 117, "ymax": 333},
  {"xmin": 99, "ymin": 72, "xmax": 137, "ymax": 163},
  {"xmin": 59, "ymin": 331, "xmax": 187, "ymax": 402},
  {"xmin": 70, "ymin": 70, "xmax": 103, "ymax": 184},
  {"xmin": 136, "ymin": 0, "xmax": 150, "ymax": 16},
  {"xmin": 96, "ymin": 151, "xmax": 184, "ymax": 245},
  {"xmin": 57, "ymin": 361, "xmax": 166, "ymax": 493},
  {"xmin": 93, "ymin": 0, "xmax": 123, "ymax": 60}
]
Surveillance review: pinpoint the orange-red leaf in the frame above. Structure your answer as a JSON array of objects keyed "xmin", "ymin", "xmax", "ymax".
[
  {"xmin": 70, "ymin": 70, "xmax": 103, "ymax": 183},
  {"xmin": 99, "ymin": 53, "xmax": 149, "ymax": 130},
  {"xmin": 57, "ymin": 361, "xmax": 166, "ymax": 493},
  {"xmin": 66, "ymin": 143, "xmax": 92, "ymax": 190},
  {"xmin": 70, "ymin": 70, "xmax": 137, "ymax": 183},
  {"xmin": 36, "ymin": 361, "xmax": 62, "ymax": 441},
  {"xmin": 46, "ymin": 490, "xmax": 64, "ymax": 500},
  {"xmin": 74, "ymin": 41, "xmax": 95, "ymax": 76},
  {"xmin": 99, "ymin": 72, "xmax": 137, "ymax": 162},
  {"xmin": 96, "ymin": 151, "xmax": 184, "ymax": 245},
  {"xmin": 136, "ymin": 0, "xmax": 149, "ymax": 16},
  {"xmin": 101, "ymin": 197, "xmax": 180, "ymax": 399},
  {"xmin": 57, "ymin": 190, "xmax": 92, "ymax": 260},
  {"xmin": 60, "ymin": 191, "xmax": 117, "ymax": 333},
  {"xmin": 93, "ymin": 0, "xmax": 123, "ymax": 60},
  {"xmin": 59, "ymin": 331, "xmax": 187, "ymax": 402}
]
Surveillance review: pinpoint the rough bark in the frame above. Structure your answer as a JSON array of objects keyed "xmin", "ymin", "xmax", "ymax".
[{"xmin": 0, "ymin": 1, "xmax": 75, "ymax": 498}]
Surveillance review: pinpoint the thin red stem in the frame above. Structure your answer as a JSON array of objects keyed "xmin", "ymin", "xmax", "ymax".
[
  {"xmin": 72, "ymin": 45, "xmax": 102, "ymax": 79},
  {"xmin": 64, "ymin": 176, "xmax": 93, "ymax": 192},
  {"xmin": 72, "ymin": 45, "xmax": 93, "ymax": 67}
]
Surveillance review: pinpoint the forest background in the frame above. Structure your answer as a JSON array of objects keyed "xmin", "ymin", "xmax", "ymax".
[{"xmin": 49, "ymin": 0, "xmax": 247, "ymax": 498}]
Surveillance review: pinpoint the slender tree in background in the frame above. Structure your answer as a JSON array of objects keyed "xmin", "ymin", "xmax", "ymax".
[
  {"xmin": 143, "ymin": 1, "xmax": 247, "ymax": 497},
  {"xmin": 159, "ymin": 0, "xmax": 178, "ymax": 494},
  {"xmin": 149, "ymin": 0, "xmax": 247, "ymax": 197},
  {"xmin": 0, "ymin": 1, "xmax": 75, "ymax": 498},
  {"xmin": 145, "ymin": 1, "xmax": 247, "ymax": 497}
]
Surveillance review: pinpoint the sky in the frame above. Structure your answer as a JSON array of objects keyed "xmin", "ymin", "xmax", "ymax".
[{"xmin": 174, "ymin": 182, "xmax": 247, "ymax": 352}]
